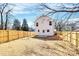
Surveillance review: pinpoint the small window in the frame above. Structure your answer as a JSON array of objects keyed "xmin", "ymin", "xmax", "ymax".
[
  {"xmin": 36, "ymin": 22, "xmax": 38, "ymax": 26},
  {"xmin": 43, "ymin": 30, "xmax": 45, "ymax": 33},
  {"xmin": 49, "ymin": 21, "xmax": 52, "ymax": 26},
  {"xmin": 47, "ymin": 29, "xmax": 50, "ymax": 32},
  {"xmin": 38, "ymin": 30, "xmax": 40, "ymax": 32}
]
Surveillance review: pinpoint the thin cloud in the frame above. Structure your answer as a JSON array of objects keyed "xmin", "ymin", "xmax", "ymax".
[{"xmin": 12, "ymin": 3, "xmax": 39, "ymax": 15}]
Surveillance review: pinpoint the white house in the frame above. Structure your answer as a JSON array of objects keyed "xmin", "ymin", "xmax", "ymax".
[{"xmin": 34, "ymin": 15, "xmax": 55, "ymax": 37}]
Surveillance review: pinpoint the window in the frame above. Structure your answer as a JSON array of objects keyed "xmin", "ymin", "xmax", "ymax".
[
  {"xmin": 47, "ymin": 29, "xmax": 50, "ymax": 32},
  {"xmin": 49, "ymin": 21, "xmax": 52, "ymax": 26},
  {"xmin": 43, "ymin": 30, "xmax": 45, "ymax": 33},
  {"xmin": 38, "ymin": 30, "xmax": 40, "ymax": 32},
  {"xmin": 36, "ymin": 22, "xmax": 38, "ymax": 26}
]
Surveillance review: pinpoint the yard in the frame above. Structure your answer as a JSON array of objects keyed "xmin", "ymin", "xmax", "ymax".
[
  {"xmin": 0, "ymin": 30, "xmax": 79, "ymax": 56},
  {"xmin": 0, "ymin": 36, "xmax": 78, "ymax": 56}
]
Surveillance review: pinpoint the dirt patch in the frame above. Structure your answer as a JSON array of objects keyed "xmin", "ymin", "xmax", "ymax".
[
  {"xmin": 0, "ymin": 37, "xmax": 78, "ymax": 56},
  {"xmin": 32, "ymin": 34, "xmax": 63, "ymax": 41}
]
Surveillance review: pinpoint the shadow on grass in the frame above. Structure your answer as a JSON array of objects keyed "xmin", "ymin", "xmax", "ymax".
[{"xmin": 32, "ymin": 35, "xmax": 63, "ymax": 41}]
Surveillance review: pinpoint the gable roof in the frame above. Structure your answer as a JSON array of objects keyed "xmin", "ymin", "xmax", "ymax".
[{"xmin": 34, "ymin": 15, "xmax": 53, "ymax": 23}]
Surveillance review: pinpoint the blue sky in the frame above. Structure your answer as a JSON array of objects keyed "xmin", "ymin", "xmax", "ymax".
[
  {"xmin": 5, "ymin": 3, "xmax": 79, "ymax": 27},
  {"xmin": 10, "ymin": 3, "xmax": 43, "ymax": 27}
]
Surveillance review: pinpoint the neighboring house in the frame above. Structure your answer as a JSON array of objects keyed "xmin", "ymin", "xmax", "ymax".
[
  {"xmin": 34, "ymin": 15, "xmax": 55, "ymax": 37},
  {"xmin": 64, "ymin": 23, "xmax": 75, "ymax": 31},
  {"xmin": 74, "ymin": 21, "xmax": 79, "ymax": 31},
  {"xmin": 63, "ymin": 20, "xmax": 79, "ymax": 31}
]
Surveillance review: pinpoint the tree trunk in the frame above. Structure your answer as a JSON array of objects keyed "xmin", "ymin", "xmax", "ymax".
[
  {"xmin": 5, "ymin": 14, "xmax": 8, "ymax": 30},
  {"xmin": 1, "ymin": 13, "xmax": 3, "ymax": 29}
]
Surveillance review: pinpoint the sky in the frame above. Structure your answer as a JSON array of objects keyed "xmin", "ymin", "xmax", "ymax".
[
  {"xmin": 1, "ymin": 3, "xmax": 79, "ymax": 28},
  {"xmin": 11, "ymin": 3, "xmax": 42, "ymax": 27}
]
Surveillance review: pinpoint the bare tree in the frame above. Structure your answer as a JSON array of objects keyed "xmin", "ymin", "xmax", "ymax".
[
  {"xmin": 0, "ymin": 3, "xmax": 8, "ymax": 29},
  {"xmin": 0, "ymin": 3, "xmax": 14, "ymax": 30},
  {"xmin": 5, "ymin": 8, "xmax": 13, "ymax": 30},
  {"xmin": 39, "ymin": 3, "xmax": 79, "ymax": 31},
  {"xmin": 40, "ymin": 3, "xmax": 79, "ymax": 14}
]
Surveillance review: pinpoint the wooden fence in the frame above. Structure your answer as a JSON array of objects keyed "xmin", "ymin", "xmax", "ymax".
[
  {"xmin": 1, "ymin": 30, "xmax": 79, "ymax": 48},
  {"xmin": 59, "ymin": 31, "xmax": 79, "ymax": 48},
  {"xmin": 0, "ymin": 30, "xmax": 35, "ymax": 43}
]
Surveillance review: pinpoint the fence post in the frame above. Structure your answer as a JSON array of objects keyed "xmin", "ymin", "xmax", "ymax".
[
  {"xmin": 2, "ymin": 30, "xmax": 4, "ymax": 40},
  {"xmin": 23, "ymin": 31, "xmax": 24, "ymax": 37},
  {"xmin": 23, "ymin": 31, "xmax": 25, "ymax": 37},
  {"xmin": 70, "ymin": 31, "xmax": 72, "ymax": 43},
  {"xmin": 67, "ymin": 31, "xmax": 68, "ymax": 41},
  {"xmin": 22, "ymin": 31, "xmax": 24, "ymax": 37},
  {"xmin": 7, "ymin": 30, "xmax": 9, "ymax": 42},
  {"xmin": 27, "ymin": 31, "xmax": 29, "ymax": 39},
  {"xmin": 27, "ymin": 31, "xmax": 28, "ymax": 37},
  {"xmin": 76, "ymin": 32, "xmax": 78, "ymax": 48},
  {"xmin": 18, "ymin": 31, "xmax": 19, "ymax": 39},
  {"xmin": 30, "ymin": 31, "xmax": 31, "ymax": 37}
]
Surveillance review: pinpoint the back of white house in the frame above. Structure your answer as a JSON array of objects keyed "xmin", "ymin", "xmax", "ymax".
[{"xmin": 34, "ymin": 15, "xmax": 55, "ymax": 37}]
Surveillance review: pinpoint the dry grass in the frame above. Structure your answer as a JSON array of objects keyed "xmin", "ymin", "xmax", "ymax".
[{"xmin": 0, "ymin": 37, "xmax": 78, "ymax": 56}]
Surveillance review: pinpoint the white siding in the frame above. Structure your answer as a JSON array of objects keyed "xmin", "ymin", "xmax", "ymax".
[{"xmin": 34, "ymin": 16, "xmax": 55, "ymax": 36}]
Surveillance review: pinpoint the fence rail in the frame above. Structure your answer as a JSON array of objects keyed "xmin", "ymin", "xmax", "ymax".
[
  {"xmin": 0, "ymin": 30, "xmax": 35, "ymax": 43},
  {"xmin": 59, "ymin": 31, "xmax": 79, "ymax": 48},
  {"xmin": 1, "ymin": 30, "xmax": 79, "ymax": 48}
]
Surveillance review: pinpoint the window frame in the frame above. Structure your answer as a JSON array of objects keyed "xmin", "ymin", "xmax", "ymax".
[
  {"xmin": 43, "ymin": 30, "xmax": 45, "ymax": 33},
  {"xmin": 49, "ymin": 21, "xmax": 52, "ymax": 26},
  {"xmin": 47, "ymin": 29, "xmax": 50, "ymax": 32},
  {"xmin": 36, "ymin": 22, "xmax": 38, "ymax": 27},
  {"xmin": 38, "ymin": 29, "xmax": 40, "ymax": 32}
]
